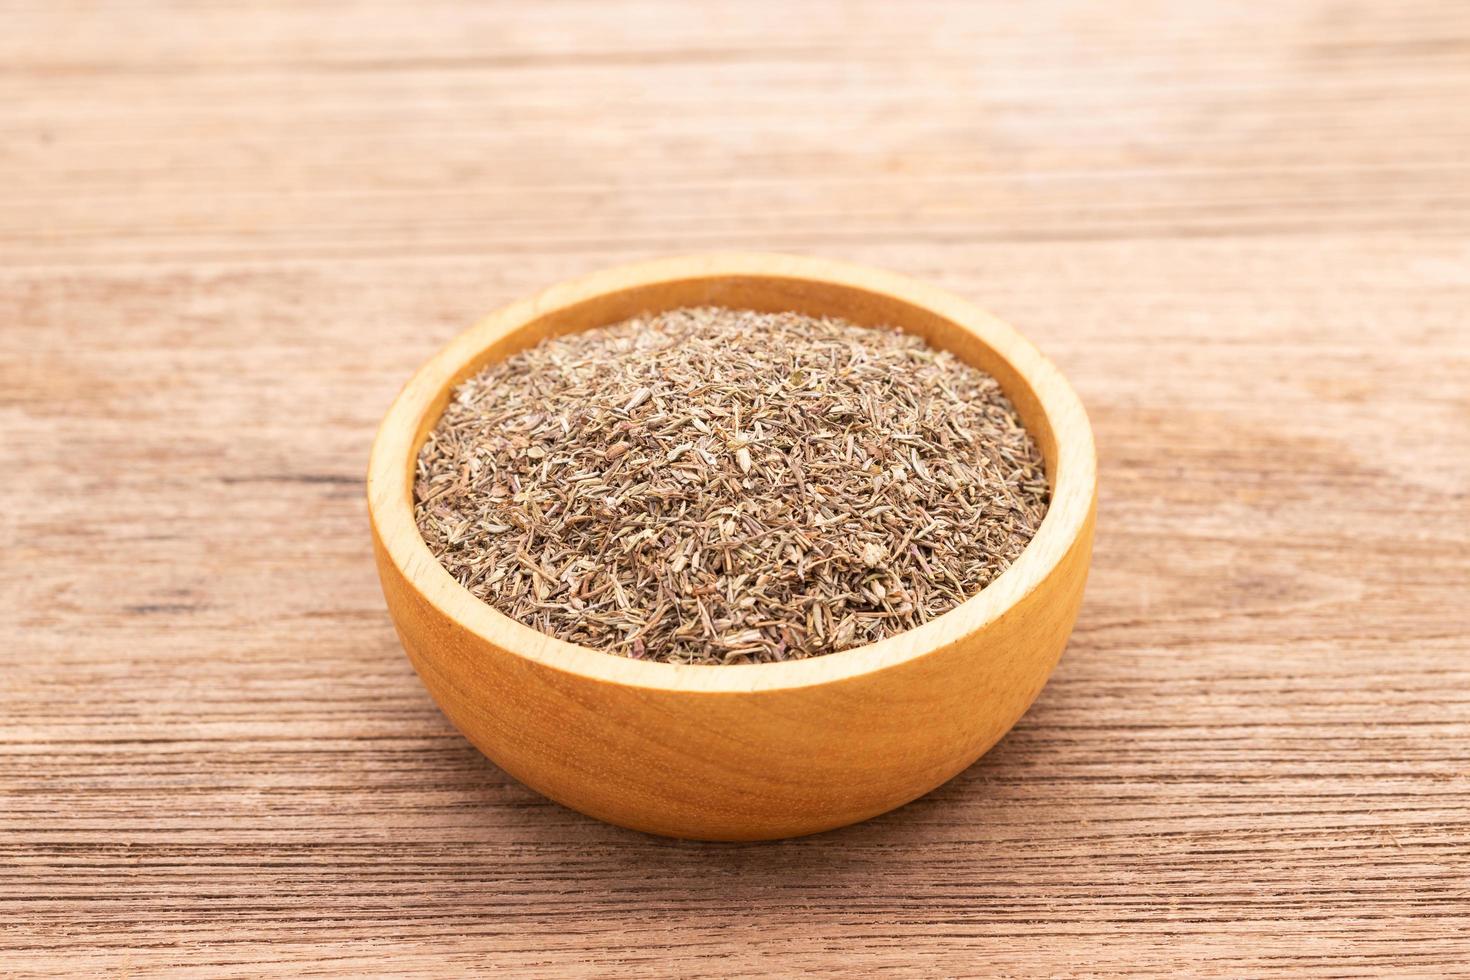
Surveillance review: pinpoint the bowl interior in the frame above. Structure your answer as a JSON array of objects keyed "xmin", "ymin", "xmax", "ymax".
[
  {"xmin": 368, "ymin": 254, "xmax": 1094, "ymax": 692},
  {"xmin": 407, "ymin": 274, "xmax": 1060, "ymax": 493}
]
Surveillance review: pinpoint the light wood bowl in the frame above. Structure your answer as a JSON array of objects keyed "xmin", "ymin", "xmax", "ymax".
[{"xmin": 368, "ymin": 253, "xmax": 1097, "ymax": 841}]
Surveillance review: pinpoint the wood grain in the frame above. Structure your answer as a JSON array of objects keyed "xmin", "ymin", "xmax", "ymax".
[{"xmin": 2, "ymin": 0, "xmax": 1467, "ymax": 974}]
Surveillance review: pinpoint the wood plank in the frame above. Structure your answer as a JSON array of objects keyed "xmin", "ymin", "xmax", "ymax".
[{"xmin": 3, "ymin": 0, "xmax": 1467, "ymax": 975}]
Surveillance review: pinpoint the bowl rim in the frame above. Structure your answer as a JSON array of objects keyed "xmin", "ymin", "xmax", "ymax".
[{"xmin": 367, "ymin": 252, "xmax": 1096, "ymax": 694}]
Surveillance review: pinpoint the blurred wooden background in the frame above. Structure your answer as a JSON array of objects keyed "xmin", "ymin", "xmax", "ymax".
[{"xmin": 3, "ymin": 1, "xmax": 1467, "ymax": 975}]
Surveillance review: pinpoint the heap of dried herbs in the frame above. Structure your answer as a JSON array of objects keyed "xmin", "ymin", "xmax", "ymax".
[{"xmin": 414, "ymin": 307, "xmax": 1049, "ymax": 665}]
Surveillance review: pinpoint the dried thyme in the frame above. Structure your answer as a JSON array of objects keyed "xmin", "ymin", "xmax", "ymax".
[{"xmin": 414, "ymin": 307, "xmax": 1049, "ymax": 665}]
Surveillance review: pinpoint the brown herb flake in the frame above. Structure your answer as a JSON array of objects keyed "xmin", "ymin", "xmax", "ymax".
[{"xmin": 414, "ymin": 307, "xmax": 1049, "ymax": 665}]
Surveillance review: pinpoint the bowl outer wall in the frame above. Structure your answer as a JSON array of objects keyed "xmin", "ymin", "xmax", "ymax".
[{"xmin": 367, "ymin": 253, "xmax": 1098, "ymax": 840}]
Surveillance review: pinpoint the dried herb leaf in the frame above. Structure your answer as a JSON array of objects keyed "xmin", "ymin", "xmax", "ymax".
[{"xmin": 414, "ymin": 307, "xmax": 1049, "ymax": 665}]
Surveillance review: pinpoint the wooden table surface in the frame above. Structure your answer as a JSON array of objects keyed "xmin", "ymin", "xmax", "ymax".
[{"xmin": 4, "ymin": 1, "xmax": 1468, "ymax": 975}]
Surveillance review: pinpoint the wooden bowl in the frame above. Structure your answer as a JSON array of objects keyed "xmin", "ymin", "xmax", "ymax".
[{"xmin": 368, "ymin": 253, "xmax": 1097, "ymax": 840}]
